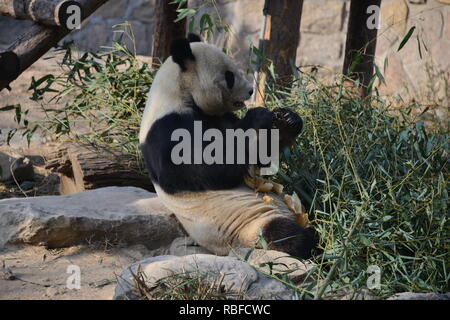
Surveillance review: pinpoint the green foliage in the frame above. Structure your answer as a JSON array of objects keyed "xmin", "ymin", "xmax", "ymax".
[
  {"xmin": 398, "ymin": 26, "xmax": 416, "ymax": 52},
  {"xmin": 0, "ymin": 104, "xmax": 37, "ymax": 146},
  {"xmin": 173, "ymin": 0, "xmax": 230, "ymax": 41},
  {"xmin": 265, "ymin": 75, "xmax": 449, "ymax": 299}
]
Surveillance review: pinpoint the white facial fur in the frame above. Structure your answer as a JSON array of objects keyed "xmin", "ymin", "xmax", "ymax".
[
  {"xmin": 185, "ymin": 42, "xmax": 253, "ymax": 114},
  {"xmin": 139, "ymin": 42, "xmax": 253, "ymax": 144}
]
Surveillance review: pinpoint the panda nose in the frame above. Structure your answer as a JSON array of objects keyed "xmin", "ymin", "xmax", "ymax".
[{"xmin": 248, "ymin": 89, "xmax": 254, "ymax": 96}]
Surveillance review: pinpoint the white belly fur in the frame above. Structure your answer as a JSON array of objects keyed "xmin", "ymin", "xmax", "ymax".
[{"xmin": 154, "ymin": 184, "xmax": 295, "ymax": 255}]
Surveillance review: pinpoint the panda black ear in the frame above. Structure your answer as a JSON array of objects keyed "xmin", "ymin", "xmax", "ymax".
[
  {"xmin": 170, "ymin": 38, "xmax": 195, "ymax": 72},
  {"xmin": 187, "ymin": 33, "xmax": 202, "ymax": 43}
]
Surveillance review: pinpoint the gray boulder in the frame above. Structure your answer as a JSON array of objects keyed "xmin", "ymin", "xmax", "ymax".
[
  {"xmin": 229, "ymin": 248, "xmax": 316, "ymax": 282},
  {"xmin": 388, "ymin": 292, "xmax": 450, "ymax": 300},
  {"xmin": 113, "ymin": 254, "xmax": 295, "ymax": 300},
  {"xmin": 169, "ymin": 236, "xmax": 212, "ymax": 256},
  {"xmin": 0, "ymin": 186, "xmax": 185, "ymax": 249}
]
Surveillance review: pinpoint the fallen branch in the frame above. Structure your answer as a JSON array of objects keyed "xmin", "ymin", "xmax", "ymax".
[{"xmin": 46, "ymin": 143, "xmax": 154, "ymax": 194}]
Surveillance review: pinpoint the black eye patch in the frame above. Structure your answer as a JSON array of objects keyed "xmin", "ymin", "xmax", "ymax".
[{"xmin": 225, "ymin": 71, "xmax": 235, "ymax": 89}]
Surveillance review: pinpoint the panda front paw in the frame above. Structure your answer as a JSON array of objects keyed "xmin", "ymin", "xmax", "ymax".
[
  {"xmin": 244, "ymin": 107, "xmax": 273, "ymax": 130},
  {"xmin": 273, "ymin": 108, "xmax": 303, "ymax": 147}
]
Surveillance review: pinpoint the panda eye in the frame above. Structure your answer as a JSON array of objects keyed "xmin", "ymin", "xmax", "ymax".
[{"xmin": 225, "ymin": 71, "xmax": 235, "ymax": 89}]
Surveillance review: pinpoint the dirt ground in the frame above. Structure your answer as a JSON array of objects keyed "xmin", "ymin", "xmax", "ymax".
[{"xmin": 0, "ymin": 244, "xmax": 167, "ymax": 300}]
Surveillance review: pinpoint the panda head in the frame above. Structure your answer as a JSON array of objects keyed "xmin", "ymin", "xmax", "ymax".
[{"xmin": 169, "ymin": 33, "xmax": 254, "ymax": 115}]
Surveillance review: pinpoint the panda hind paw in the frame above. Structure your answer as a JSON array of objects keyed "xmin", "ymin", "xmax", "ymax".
[{"xmin": 261, "ymin": 217, "xmax": 316, "ymax": 259}]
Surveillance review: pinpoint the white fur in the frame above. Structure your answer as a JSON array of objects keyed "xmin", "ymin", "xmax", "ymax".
[
  {"xmin": 139, "ymin": 42, "xmax": 253, "ymax": 144},
  {"xmin": 139, "ymin": 57, "xmax": 189, "ymax": 143},
  {"xmin": 155, "ymin": 185, "xmax": 294, "ymax": 255}
]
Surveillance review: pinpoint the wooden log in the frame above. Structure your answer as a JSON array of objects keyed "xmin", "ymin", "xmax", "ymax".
[
  {"xmin": 151, "ymin": 0, "xmax": 186, "ymax": 67},
  {"xmin": 255, "ymin": 0, "xmax": 304, "ymax": 104},
  {"xmin": 46, "ymin": 144, "xmax": 154, "ymax": 194},
  {"xmin": 342, "ymin": 0, "xmax": 381, "ymax": 94},
  {"xmin": 0, "ymin": 0, "xmax": 80, "ymax": 27},
  {"xmin": 0, "ymin": 0, "xmax": 108, "ymax": 91}
]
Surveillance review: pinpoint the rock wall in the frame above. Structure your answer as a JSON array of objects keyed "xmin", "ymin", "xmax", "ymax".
[
  {"xmin": 0, "ymin": 0, "xmax": 449, "ymax": 103},
  {"xmin": 375, "ymin": 0, "xmax": 450, "ymax": 107}
]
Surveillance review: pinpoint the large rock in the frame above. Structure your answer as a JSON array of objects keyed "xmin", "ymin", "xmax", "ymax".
[
  {"xmin": 300, "ymin": 0, "xmax": 346, "ymax": 34},
  {"xmin": 128, "ymin": 0, "xmax": 156, "ymax": 23},
  {"xmin": 445, "ymin": 11, "xmax": 450, "ymax": 41},
  {"xmin": 297, "ymin": 33, "xmax": 345, "ymax": 70},
  {"xmin": 97, "ymin": 0, "xmax": 131, "ymax": 19},
  {"xmin": 229, "ymin": 248, "xmax": 315, "ymax": 282},
  {"xmin": 378, "ymin": 54, "xmax": 410, "ymax": 96},
  {"xmin": 169, "ymin": 236, "xmax": 212, "ymax": 256},
  {"xmin": 415, "ymin": 6, "xmax": 444, "ymax": 42},
  {"xmin": 113, "ymin": 254, "xmax": 295, "ymax": 300},
  {"xmin": 380, "ymin": 0, "xmax": 409, "ymax": 36},
  {"xmin": 388, "ymin": 292, "xmax": 450, "ymax": 300},
  {"xmin": 0, "ymin": 187, "xmax": 185, "ymax": 249}
]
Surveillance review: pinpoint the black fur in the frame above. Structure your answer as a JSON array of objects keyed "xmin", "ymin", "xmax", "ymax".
[
  {"xmin": 262, "ymin": 217, "xmax": 316, "ymax": 259},
  {"xmin": 170, "ymin": 38, "xmax": 195, "ymax": 71},
  {"xmin": 141, "ymin": 106, "xmax": 275, "ymax": 194},
  {"xmin": 140, "ymin": 106, "xmax": 305, "ymax": 194},
  {"xmin": 187, "ymin": 33, "xmax": 202, "ymax": 43},
  {"xmin": 0, "ymin": 51, "xmax": 20, "ymax": 82},
  {"xmin": 224, "ymin": 71, "xmax": 235, "ymax": 89}
]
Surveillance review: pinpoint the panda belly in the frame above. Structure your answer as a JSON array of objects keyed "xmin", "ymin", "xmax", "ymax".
[{"xmin": 154, "ymin": 183, "xmax": 295, "ymax": 255}]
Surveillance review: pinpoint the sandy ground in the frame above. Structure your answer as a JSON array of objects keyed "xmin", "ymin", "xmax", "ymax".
[{"xmin": 0, "ymin": 244, "xmax": 167, "ymax": 300}]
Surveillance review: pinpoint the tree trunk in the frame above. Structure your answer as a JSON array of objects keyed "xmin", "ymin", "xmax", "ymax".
[
  {"xmin": 151, "ymin": 0, "xmax": 186, "ymax": 67},
  {"xmin": 255, "ymin": 0, "xmax": 304, "ymax": 104},
  {"xmin": 46, "ymin": 144, "xmax": 154, "ymax": 194},
  {"xmin": 342, "ymin": 0, "xmax": 381, "ymax": 95},
  {"xmin": 0, "ymin": 0, "xmax": 79, "ymax": 26},
  {"xmin": 0, "ymin": 0, "xmax": 108, "ymax": 91}
]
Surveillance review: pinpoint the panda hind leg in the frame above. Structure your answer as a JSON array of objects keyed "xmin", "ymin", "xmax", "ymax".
[{"xmin": 262, "ymin": 217, "xmax": 316, "ymax": 259}]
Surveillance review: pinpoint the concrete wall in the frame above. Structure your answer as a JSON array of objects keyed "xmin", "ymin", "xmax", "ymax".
[{"xmin": 0, "ymin": 0, "xmax": 449, "ymax": 103}]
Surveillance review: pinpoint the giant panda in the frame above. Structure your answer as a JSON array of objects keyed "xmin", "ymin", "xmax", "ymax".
[{"xmin": 139, "ymin": 34, "xmax": 315, "ymax": 258}]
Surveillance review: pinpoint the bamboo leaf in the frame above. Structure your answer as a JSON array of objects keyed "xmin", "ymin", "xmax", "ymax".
[{"xmin": 398, "ymin": 26, "xmax": 416, "ymax": 52}]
